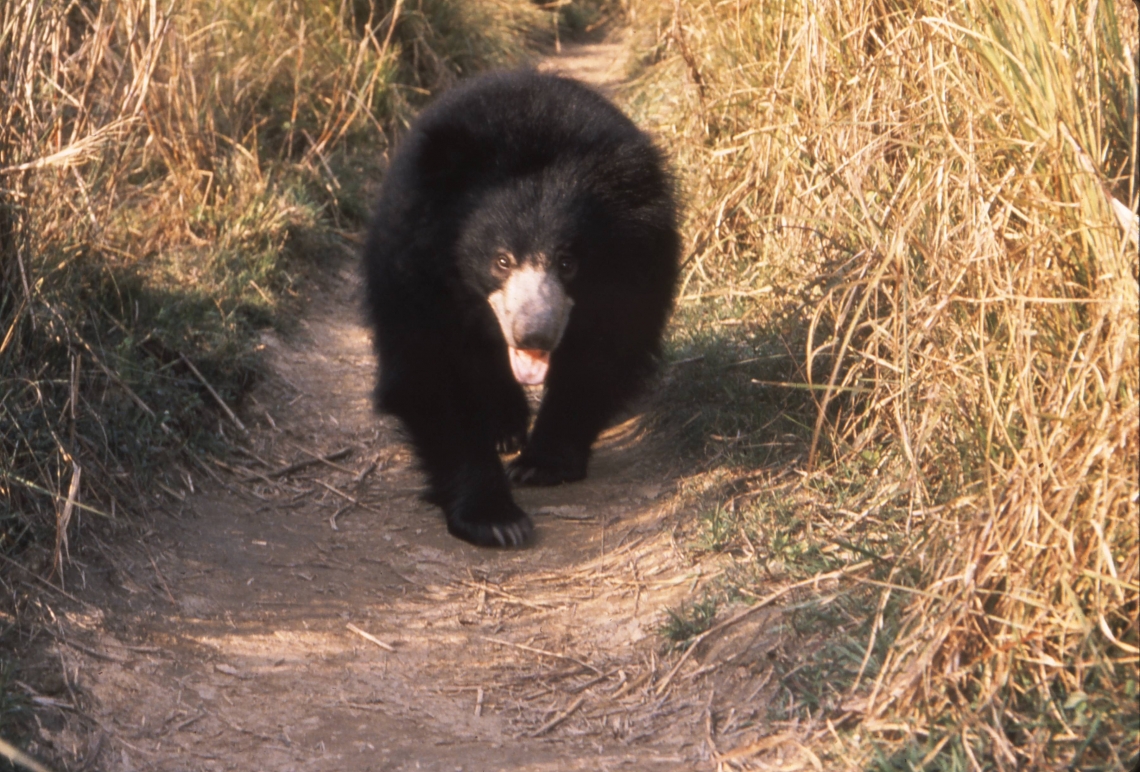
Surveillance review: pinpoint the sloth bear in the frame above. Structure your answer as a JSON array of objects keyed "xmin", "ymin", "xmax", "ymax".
[{"xmin": 364, "ymin": 70, "xmax": 679, "ymax": 548}]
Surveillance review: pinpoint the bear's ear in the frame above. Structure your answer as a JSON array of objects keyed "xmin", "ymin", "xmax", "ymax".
[{"xmin": 417, "ymin": 122, "xmax": 487, "ymax": 180}]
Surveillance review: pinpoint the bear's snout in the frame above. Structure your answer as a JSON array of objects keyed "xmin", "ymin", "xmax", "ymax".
[
  {"xmin": 487, "ymin": 265, "xmax": 573, "ymax": 351},
  {"xmin": 486, "ymin": 264, "xmax": 574, "ymax": 385}
]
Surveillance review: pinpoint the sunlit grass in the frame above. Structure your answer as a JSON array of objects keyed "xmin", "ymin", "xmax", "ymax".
[{"xmin": 629, "ymin": 0, "xmax": 1138, "ymax": 767}]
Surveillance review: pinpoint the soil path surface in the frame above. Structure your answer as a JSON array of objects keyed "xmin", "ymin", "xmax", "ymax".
[{"xmin": 33, "ymin": 38, "xmax": 775, "ymax": 772}]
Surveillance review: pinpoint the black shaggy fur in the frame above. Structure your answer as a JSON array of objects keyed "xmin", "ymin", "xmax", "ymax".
[{"xmin": 364, "ymin": 70, "xmax": 679, "ymax": 547}]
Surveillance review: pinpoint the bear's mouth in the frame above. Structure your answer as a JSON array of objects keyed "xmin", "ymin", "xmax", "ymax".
[
  {"xmin": 508, "ymin": 347, "xmax": 550, "ymax": 385},
  {"xmin": 487, "ymin": 263, "xmax": 572, "ymax": 386}
]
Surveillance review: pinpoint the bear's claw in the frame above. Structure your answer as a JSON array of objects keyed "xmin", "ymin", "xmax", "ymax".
[
  {"xmin": 490, "ymin": 521, "xmax": 531, "ymax": 547},
  {"xmin": 445, "ymin": 501, "xmax": 534, "ymax": 548}
]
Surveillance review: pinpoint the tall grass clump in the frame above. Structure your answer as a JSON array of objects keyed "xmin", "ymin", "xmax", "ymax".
[
  {"xmin": 0, "ymin": 0, "xmax": 542, "ymax": 581},
  {"xmin": 629, "ymin": 0, "xmax": 1138, "ymax": 767}
]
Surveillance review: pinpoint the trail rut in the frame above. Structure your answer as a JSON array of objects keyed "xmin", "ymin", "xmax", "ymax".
[{"xmin": 28, "ymin": 38, "xmax": 753, "ymax": 772}]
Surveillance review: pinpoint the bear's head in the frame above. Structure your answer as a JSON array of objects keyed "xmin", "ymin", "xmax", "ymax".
[{"xmin": 456, "ymin": 171, "xmax": 591, "ymax": 386}]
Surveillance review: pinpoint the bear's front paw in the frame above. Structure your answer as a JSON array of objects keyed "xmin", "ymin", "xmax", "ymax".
[
  {"xmin": 495, "ymin": 430, "xmax": 527, "ymax": 455},
  {"xmin": 446, "ymin": 499, "xmax": 534, "ymax": 548},
  {"xmin": 506, "ymin": 448, "xmax": 587, "ymax": 487}
]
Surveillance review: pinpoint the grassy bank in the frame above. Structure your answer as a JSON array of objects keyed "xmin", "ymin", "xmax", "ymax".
[
  {"xmin": 626, "ymin": 0, "xmax": 1138, "ymax": 768},
  {"xmin": 0, "ymin": 0, "xmax": 548, "ymax": 740}
]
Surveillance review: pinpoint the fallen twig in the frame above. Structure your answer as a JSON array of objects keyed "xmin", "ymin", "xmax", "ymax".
[
  {"xmin": 334, "ymin": 700, "xmax": 387, "ymax": 712},
  {"xmin": 289, "ymin": 441, "xmax": 357, "ymax": 475},
  {"xmin": 316, "ymin": 479, "xmax": 383, "ymax": 515},
  {"xmin": 210, "ymin": 458, "xmax": 291, "ymax": 490},
  {"xmin": 148, "ymin": 553, "xmax": 177, "ymax": 605},
  {"xmin": 14, "ymin": 680, "xmax": 74, "ymax": 711},
  {"xmin": 179, "ymin": 353, "xmax": 247, "ymax": 433},
  {"xmin": 329, "ymin": 502, "xmax": 354, "ymax": 531},
  {"xmin": 316, "ymin": 479, "xmax": 358, "ymax": 504},
  {"xmin": 58, "ymin": 636, "xmax": 129, "ymax": 663},
  {"xmin": 0, "ymin": 737, "xmax": 56, "ymax": 772},
  {"xmin": 479, "ymin": 636, "xmax": 601, "ymax": 675},
  {"xmin": 346, "ymin": 622, "xmax": 395, "ymax": 652},
  {"xmin": 528, "ymin": 695, "xmax": 585, "ymax": 736},
  {"xmin": 565, "ymin": 669, "xmax": 620, "ymax": 694},
  {"xmin": 354, "ymin": 457, "xmax": 380, "ymax": 484},
  {"xmin": 459, "ymin": 580, "xmax": 560, "ymax": 610},
  {"xmin": 267, "ymin": 447, "xmax": 352, "ymax": 478},
  {"xmin": 173, "ymin": 712, "xmax": 207, "ymax": 732}
]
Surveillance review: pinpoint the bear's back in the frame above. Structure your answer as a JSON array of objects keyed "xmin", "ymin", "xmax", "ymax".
[
  {"xmin": 422, "ymin": 71, "xmax": 639, "ymax": 165},
  {"xmin": 386, "ymin": 71, "xmax": 655, "ymax": 198}
]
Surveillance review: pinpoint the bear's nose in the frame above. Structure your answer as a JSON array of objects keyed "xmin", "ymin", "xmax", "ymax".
[{"xmin": 513, "ymin": 324, "xmax": 559, "ymax": 353}]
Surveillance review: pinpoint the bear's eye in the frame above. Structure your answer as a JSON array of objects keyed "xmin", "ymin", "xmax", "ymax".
[
  {"xmin": 558, "ymin": 258, "xmax": 578, "ymax": 279},
  {"xmin": 494, "ymin": 253, "xmax": 512, "ymax": 272}
]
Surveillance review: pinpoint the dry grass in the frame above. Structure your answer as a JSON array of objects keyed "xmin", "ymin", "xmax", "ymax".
[
  {"xmin": 623, "ymin": 0, "xmax": 1138, "ymax": 767},
  {"xmin": 0, "ymin": 0, "xmax": 542, "ymax": 735}
]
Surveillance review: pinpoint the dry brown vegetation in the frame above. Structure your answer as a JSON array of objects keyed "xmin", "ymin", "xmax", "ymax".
[
  {"xmin": 624, "ymin": 0, "xmax": 1138, "ymax": 767},
  {"xmin": 0, "ymin": 0, "xmax": 543, "ymax": 735},
  {"xmin": 0, "ymin": 0, "xmax": 546, "ymax": 565}
]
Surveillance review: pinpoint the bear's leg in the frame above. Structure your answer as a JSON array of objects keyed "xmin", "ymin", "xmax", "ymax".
[
  {"xmin": 492, "ymin": 392, "xmax": 529, "ymax": 454},
  {"xmin": 381, "ymin": 372, "xmax": 532, "ymax": 547},
  {"xmin": 507, "ymin": 347, "xmax": 647, "ymax": 486},
  {"xmin": 446, "ymin": 324, "xmax": 530, "ymax": 454},
  {"xmin": 472, "ymin": 358, "xmax": 530, "ymax": 455}
]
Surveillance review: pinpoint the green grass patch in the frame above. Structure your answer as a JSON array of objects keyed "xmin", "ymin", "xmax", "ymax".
[{"xmin": 660, "ymin": 596, "xmax": 719, "ymax": 651}]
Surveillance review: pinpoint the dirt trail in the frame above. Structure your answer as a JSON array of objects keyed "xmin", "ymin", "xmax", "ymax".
[{"xmin": 30, "ymin": 39, "xmax": 778, "ymax": 772}]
